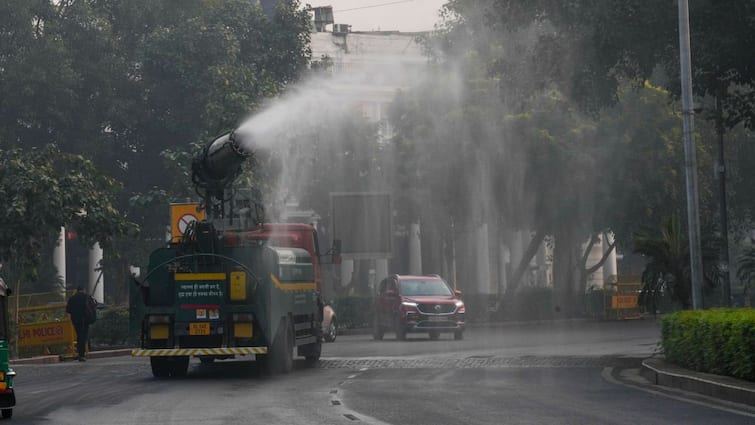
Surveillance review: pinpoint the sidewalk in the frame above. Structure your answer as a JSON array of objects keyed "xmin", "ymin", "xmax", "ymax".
[{"xmin": 641, "ymin": 357, "xmax": 755, "ymax": 406}]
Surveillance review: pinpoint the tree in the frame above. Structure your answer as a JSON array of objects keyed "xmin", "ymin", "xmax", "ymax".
[
  {"xmin": 78, "ymin": 0, "xmax": 313, "ymax": 208},
  {"xmin": 596, "ymin": 83, "xmax": 718, "ymax": 237},
  {"xmin": 0, "ymin": 145, "xmax": 134, "ymax": 292},
  {"xmin": 725, "ymin": 125, "xmax": 755, "ymax": 228},
  {"xmin": 399, "ymin": 19, "xmax": 607, "ymax": 313},
  {"xmin": 736, "ymin": 246, "xmax": 755, "ymax": 305},
  {"xmin": 444, "ymin": 0, "xmax": 755, "ymax": 127},
  {"xmin": 0, "ymin": 1, "xmax": 313, "ymax": 303},
  {"xmin": 428, "ymin": 0, "xmax": 745, "ymax": 315},
  {"xmin": 634, "ymin": 216, "xmax": 719, "ymax": 310},
  {"xmin": 0, "ymin": 0, "xmax": 313, "ymax": 207},
  {"xmin": 429, "ymin": 2, "xmax": 609, "ymax": 313},
  {"xmin": 386, "ymin": 67, "xmax": 518, "ymax": 291}
]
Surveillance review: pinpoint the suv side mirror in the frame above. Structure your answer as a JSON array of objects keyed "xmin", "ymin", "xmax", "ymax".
[{"xmin": 454, "ymin": 289, "xmax": 463, "ymax": 298}]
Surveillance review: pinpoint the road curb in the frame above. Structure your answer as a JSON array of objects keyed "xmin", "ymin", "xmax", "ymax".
[
  {"xmin": 87, "ymin": 348, "xmax": 134, "ymax": 360},
  {"xmin": 9, "ymin": 355, "xmax": 61, "ymax": 365},
  {"xmin": 641, "ymin": 357, "xmax": 755, "ymax": 406},
  {"xmin": 10, "ymin": 348, "xmax": 135, "ymax": 365}
]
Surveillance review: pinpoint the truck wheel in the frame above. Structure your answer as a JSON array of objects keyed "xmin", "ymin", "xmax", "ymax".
[
  {"xmin": 151, "ymin": 356, "xmax": 189, "ymax": 377},
  {"xmin": 373, "ymin": 318, "xmax": 384, "ymax": 340},
  {"xmin": 267, "ymin": 319, "xmax": 293, "ymax": 374},
  {"xmin": 454, "ymin": 330, "xmax": 464, "ymax": 340},
  {"xmin": 150, "ymin": 357, "xmax": 171, "ymax": 378},
  {"xmin": 277, "ymin": 327, "xmax": 293, "ymax": 373},
  {"xmin": 170, "ymin": 356, "xmax": 190, "ymax": 377},
  {"xmin": 301, "ymin": 338, "xmax": 322, "ymax": 363},
  {"xmin": 2, "ymin": 408, "xmax": 11, "ymax": 419},
  {"xmin": 298, "ymin": 320, "xmax": 322, "ymax": 363}
]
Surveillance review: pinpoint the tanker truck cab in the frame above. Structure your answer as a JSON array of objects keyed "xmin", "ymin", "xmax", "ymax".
[{"xmin": 240, "ymin": 223, "xmax": 323, "ymax": 291}]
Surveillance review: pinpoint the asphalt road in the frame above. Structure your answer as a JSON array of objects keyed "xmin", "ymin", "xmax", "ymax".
[
  {"xmin": 8, "ymin": 319, "xmax": 755, "ymax": 424},
  {"xmin": 338, "ymin": 367, "xmax": 755, "ymax": 425}
]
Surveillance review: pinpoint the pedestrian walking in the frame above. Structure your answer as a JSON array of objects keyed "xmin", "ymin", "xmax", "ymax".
[{"xmin": 66, "ymin": 286, "xmax": 97, "ymax": 361}]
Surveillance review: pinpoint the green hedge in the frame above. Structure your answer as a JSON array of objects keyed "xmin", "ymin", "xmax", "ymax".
[
  {"xmin": 90, "ymin": 305, "xmax": 130, "ymax": 346},
  {"xmin": 661, "ymin": 308, "xmax": 755, "ymax": 381}
]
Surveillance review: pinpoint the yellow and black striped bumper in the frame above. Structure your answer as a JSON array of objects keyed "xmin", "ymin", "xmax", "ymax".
[{"xmin": 131, "ymin": 347, "xmax": 268, "ymax": 357}]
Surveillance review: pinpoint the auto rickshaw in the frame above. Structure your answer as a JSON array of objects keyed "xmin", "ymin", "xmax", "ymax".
[{"xmin": 0, "ymin": 277, "xmax": 16, "ymax": 419}]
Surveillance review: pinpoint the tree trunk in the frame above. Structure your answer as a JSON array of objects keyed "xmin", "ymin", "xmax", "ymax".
[
  {"xmin": 580, "ymin": 234, "xmax": 617, "ymax": 292},
  {"xmin": 503, "ymin": 229, "xmax": 546, "ymax": 299},
  {"xmin": 577, "ymin": 234, "xmax": 599, "ymax": 298},
  {"xmin": 552, "ymin": 227, "xmax": 581, "ymax": 318}
]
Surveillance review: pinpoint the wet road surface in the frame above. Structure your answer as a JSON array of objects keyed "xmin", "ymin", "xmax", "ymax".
[{"xmin": 9, "ymin": 320, "xmax": 755, "ymax": 424}]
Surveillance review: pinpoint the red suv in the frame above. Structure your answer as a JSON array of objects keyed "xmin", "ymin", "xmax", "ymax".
[{"xmin": 373, "ymin": 274, "xmax": 465, "ymax": 340}]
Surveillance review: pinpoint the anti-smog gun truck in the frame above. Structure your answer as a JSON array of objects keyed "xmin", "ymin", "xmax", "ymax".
[{"xmin": 132, "ymin": 130, "xmax": 338, "ymax": 377}]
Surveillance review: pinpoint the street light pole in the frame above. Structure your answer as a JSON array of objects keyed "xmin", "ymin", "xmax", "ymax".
[{"xmin": 678, "ymin": 0, "xmax": 704, "ymax": 310}]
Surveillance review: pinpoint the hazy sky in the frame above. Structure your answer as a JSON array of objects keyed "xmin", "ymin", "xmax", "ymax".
[{"xmin": 306, "ymin": 0, "xmax": 448, "ymax": 32}]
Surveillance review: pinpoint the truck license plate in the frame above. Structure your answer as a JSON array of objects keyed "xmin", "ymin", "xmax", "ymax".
[{"xmin": 189, "ymin": 322, "xmax": 210, "ymax": 335}]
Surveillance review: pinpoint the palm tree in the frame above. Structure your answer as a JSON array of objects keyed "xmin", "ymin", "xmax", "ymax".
[{"xmin": 633, "ymin": 216, "xmax": 719, "ymax": 310}]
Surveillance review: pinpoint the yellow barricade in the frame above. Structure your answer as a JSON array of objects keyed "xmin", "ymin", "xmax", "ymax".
[
  {"xmin": 18, "ymin": 319, "xmax": 75, "ymax": 348},
  {"xmin": 611, "ymin": 294, "xmax": 639, "ymax": 309},
  {"xmin": 10, "ymin": 294, "xmax": 78, "ymax": 357},
  {"xmin": 604, "ymin": 280, "xmax": 642, "ymax": 320}
]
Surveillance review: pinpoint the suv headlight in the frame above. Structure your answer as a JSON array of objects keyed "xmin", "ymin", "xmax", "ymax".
[
  {"xmin": 401, "ymin": 301, "xmax": 418, "ymax": 307},
  {"xmin": 455, "ymin": 300, "xmax": 464, "ymax": 307}
]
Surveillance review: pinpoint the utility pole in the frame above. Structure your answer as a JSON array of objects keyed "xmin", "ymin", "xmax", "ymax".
[
  {"xmin": 715, "ymin": 95, "xmax": 732, "ymax": 307},
  {"xmin": 678, "ymin": 0, "xmax": 704, "ymax": 310}
]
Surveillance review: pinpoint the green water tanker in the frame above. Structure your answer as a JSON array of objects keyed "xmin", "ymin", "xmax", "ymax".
[{"xmin": 132, "ymin": 131, "xmax": 337, "ymax": 377}]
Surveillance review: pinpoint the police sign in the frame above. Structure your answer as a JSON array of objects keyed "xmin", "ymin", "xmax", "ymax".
[{"xmin": 18, "ymin": 320, "xmax": 75, "ymax": 348}]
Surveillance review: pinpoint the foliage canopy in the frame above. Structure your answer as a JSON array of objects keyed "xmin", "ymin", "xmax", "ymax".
[{"xmin": 0, "ymin": 145, "xmax": 134, "ymax": 281}]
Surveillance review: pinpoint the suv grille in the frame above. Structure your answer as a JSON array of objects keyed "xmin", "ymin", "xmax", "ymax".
[{"xmin": 417, "ymin": 304, "xmax": 456, "ymax": 314}]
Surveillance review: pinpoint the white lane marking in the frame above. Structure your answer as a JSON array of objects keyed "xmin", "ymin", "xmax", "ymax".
[
  {"xmin": 601, "ymin": 367, "xmax": 755, "ymax": 419},
  {"xmin": 331, "ymin": 387, "xmax": 395, "ymax": 425}
]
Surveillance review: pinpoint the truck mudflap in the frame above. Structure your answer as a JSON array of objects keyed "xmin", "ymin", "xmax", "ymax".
[{"xmin": 131, "ymin": 347, "xmax": 268, "ymax": 357}]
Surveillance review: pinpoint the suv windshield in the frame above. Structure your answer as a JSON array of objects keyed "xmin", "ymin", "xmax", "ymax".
[{"xmin": 399, "ymin": 279, "xmax": 452, "ymax": 296}]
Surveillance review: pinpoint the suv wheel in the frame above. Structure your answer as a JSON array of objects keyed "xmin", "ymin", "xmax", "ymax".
[
  {"xmin": 324, "ymin": 318, "xmax": 337, "ymax": 342},
  {"xmin": 454, "ymin": 330, "xmax": 464, "ymax": 340}
]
